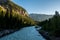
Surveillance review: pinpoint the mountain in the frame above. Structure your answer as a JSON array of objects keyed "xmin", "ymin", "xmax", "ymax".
[
  {"xmin": 29, "ymin": 14, "xmax": 53, "ymax": 21},
  {"xmin": 0, "ymin": 0, "xmax": 35, "ymax": 30},
  {"xmin": 0, "ymin": 0, "xmax": 28, "ymax": 16}
]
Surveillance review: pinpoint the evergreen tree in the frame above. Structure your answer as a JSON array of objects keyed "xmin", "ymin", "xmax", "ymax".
[{"xmin": 39, "ymin": 11, "xmax": 60, "ymax": 37}]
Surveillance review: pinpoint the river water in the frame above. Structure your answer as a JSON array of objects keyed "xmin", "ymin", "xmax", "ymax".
[{"xmin": 0, "ymin": 26, "xmax": 46, "ymax": 40}]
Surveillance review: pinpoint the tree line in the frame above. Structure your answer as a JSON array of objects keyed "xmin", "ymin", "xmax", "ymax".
[{"xmin": 38, "ymin": 11, "xmax": 60, "ymax": 37}]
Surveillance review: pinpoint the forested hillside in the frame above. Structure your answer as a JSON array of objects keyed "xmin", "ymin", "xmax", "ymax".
[{"xmin": 0, "ymin": 0, "xmax": 36, "ymax": 30}]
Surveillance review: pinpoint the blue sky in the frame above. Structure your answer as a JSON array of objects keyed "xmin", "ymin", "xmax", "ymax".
[{"xmin": 12, "ymin": 0, "xmax": 60, "ymax": 15}]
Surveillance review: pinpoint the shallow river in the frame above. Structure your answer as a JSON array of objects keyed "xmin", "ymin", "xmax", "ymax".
[{"xmin": 0, "ymin": 26, "xmax": 46, "ymax": 40}]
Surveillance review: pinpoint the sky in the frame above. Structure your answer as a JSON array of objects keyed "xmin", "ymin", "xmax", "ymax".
[{"xmin": 11, "ymin": 0, "xmax": 60, "ymax": 15}]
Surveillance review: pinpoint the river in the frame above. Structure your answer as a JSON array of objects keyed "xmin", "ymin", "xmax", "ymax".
[{"xmin": 0, "ymin": 26, "xmax": 46, "ymax": 40}]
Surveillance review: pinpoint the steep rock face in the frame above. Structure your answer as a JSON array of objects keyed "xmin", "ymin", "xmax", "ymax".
[{"xmin": 0, "ymin": 0, "xmax": 28, "ymax": 16}]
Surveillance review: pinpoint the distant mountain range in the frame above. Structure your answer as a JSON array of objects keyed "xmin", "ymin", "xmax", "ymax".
[{"xmin": 29, "ymin": 14, "xmax": 53, "ymax": 21}]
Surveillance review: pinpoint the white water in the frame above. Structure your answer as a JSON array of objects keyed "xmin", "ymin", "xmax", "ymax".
[{"xmin": 0, "ymin": 26, "xmax": 46, "ymax": 40}]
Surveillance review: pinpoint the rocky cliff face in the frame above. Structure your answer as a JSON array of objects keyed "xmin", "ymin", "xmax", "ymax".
[{"xmin": 0, "ymin": 0, "xmax": 28, "ymax": 16}]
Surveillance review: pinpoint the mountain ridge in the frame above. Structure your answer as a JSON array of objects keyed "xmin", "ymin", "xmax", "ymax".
[{"xmin": 29, "ymin": 14, "xmax": 53, "ymax": 21}]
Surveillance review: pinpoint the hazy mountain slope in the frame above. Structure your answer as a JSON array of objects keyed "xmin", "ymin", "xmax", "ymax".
[{"xmin": 29, "ymin": 14, "xmax": 53, "ymax": 21}]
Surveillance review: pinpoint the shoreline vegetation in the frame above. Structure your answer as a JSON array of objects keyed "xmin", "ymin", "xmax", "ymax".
[{"xmin": 37, "ymin": 11, "xmax": 60, "ymax": 40}]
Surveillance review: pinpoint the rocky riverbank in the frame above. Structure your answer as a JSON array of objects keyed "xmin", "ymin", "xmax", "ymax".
[
  {"xmin": 38, "ymin": 30, "xmax": 50, "ymax": 40},
  {"xmin": 39, "ymin": 30, "xmax": 60, "ymax": 40},
  {"xmin": 0, "ymin": 29, "xmax": 17, "ymax": 38}
]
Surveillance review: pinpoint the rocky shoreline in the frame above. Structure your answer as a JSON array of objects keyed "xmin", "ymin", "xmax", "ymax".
[
  {"xmin": 39, "ymin": 30, "xmax": 60, "ymax": 40},
  {"xmin": 0, "ymin": 29, "xmax": 17, "ymax": 38},
  {"xmin": 39, "ymin": 30, "xmax": 51, "ymax": 40}
]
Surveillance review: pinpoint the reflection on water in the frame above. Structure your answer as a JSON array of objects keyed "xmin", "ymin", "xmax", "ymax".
[{"xmin": 0, "ymin": 26, "xmax": 46, "ymax": 40}]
